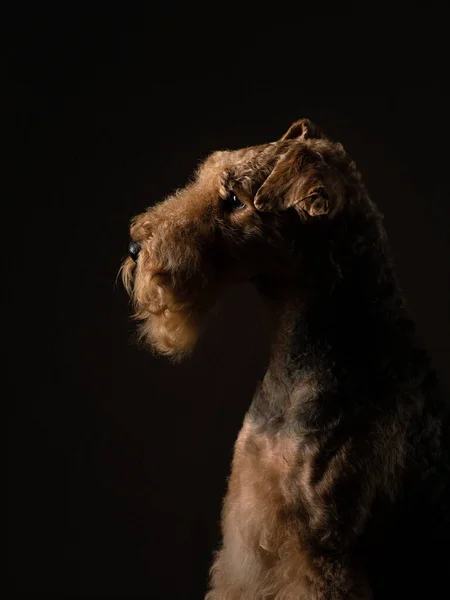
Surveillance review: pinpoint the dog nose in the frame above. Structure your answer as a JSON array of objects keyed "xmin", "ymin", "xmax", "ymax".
[{"xmin": 128, "ymin": 241, "xmax": 141, "ymax": 262}]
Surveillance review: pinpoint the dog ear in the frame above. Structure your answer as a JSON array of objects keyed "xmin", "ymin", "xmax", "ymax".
[
  {"xmin": 280, "ymin": 118, "xmax": 326, "ymax": 142},
  {"xmin": 254, "ymin": 143, "xmax": 336, "ymax": 217}
]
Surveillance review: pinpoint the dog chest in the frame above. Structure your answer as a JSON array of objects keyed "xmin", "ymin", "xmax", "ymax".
[{"xmin": 220, "ymin": 419, "xmax": 310, "ymax": 584}]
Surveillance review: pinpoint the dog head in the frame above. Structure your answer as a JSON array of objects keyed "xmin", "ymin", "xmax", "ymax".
[{"xmin": 120, "ymin": 119, "xmax": 369, "ymax": 358}]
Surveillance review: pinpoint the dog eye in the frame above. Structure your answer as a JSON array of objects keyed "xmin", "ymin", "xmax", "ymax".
[{"xmin": 225, "ymin": 193, "xmax": 246, "ymax": 211}]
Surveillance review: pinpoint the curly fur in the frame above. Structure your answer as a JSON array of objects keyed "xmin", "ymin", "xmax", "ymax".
[{"xmin": 121, "ymin": 118, "xmax": 450, "ymax": 598}]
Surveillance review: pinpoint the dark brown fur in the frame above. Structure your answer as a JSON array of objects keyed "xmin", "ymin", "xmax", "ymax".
[{"xmin": 121, "ymin": 119, "xmax": 450, "ymax": 598}]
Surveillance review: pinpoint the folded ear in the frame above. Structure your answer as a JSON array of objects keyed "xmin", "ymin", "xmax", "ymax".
[
  {"xmin": 280, "ymin": 118, "xmax": 327, "ymax": 142},
  {"xmin": 254, "ymin": 143, "xmax": 336, "ymax": 217}
]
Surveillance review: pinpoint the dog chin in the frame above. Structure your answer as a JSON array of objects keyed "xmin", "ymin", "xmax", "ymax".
[
  {"xmin": 131, "ymin": 269, "xmax": 212, "ymax": 360},
  {"xmin": 138, "ymin": 308, "xmax": 202, "ymax": 360},
  {"xmin": 121, "ymin": 253, "xmax": 219, "ymax": 359}
]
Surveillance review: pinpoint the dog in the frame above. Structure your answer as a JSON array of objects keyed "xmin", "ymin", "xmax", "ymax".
[{"xmin": 121, "ymin": 119, "xmax": 449, "ymax": 599}]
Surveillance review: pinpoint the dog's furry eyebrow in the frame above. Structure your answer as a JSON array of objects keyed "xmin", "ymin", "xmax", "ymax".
[
  {"xmin": 220, "ymin": 170, "xmax": 234, "ymax": 193},
  {"xmin": 220, "ymin": 169, "xmax": 258, "ymax": 199}
]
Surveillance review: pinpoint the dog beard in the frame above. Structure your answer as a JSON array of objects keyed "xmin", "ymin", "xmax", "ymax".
[{"xmin": 120, "ymin": 255, "xmax": 216, "ymax": 359}]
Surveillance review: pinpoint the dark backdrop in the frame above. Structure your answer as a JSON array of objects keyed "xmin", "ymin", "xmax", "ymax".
[{"xmin": 7, "ymin": 6, "xmax": 449, "ymax": 599}]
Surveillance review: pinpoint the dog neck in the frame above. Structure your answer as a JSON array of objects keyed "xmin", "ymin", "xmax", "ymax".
[{"xmin": 249, "ymin": 216, "xmax": 432, "ymax": 430}]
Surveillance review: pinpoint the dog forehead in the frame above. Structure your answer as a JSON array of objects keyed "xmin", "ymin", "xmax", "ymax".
[
  {"xmin": 203, "ymin": 145, "xmax": 265, "ymax": 171},
  {"xmin": 199, "ymin": 142, "xmax": 285, "ymax": 191}
]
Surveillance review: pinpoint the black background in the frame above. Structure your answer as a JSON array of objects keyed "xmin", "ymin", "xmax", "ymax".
[{"xmin": 7, "ymin": 5, "xmax": 449, "ymax": 599}]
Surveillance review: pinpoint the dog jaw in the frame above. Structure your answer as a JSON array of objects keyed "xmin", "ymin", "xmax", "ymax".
[{"xmin": 120, "ymin": 253, "xmax": 215, "ymax": 360}]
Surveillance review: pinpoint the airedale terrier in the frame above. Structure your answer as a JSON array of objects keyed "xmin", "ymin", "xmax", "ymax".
[{"xmin": 121, "ymin": 119, "xmax": 449, "ymax": 599}]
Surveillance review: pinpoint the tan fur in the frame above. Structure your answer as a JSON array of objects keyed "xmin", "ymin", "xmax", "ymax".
[{"xmin": 206, "ymin": 419, "xmax": 371, "ymax": 600}]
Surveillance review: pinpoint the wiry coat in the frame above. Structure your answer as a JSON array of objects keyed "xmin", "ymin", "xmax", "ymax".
[{"xmin": 122, "ymin": 119, "xmax": 450, "ymax": 599}]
